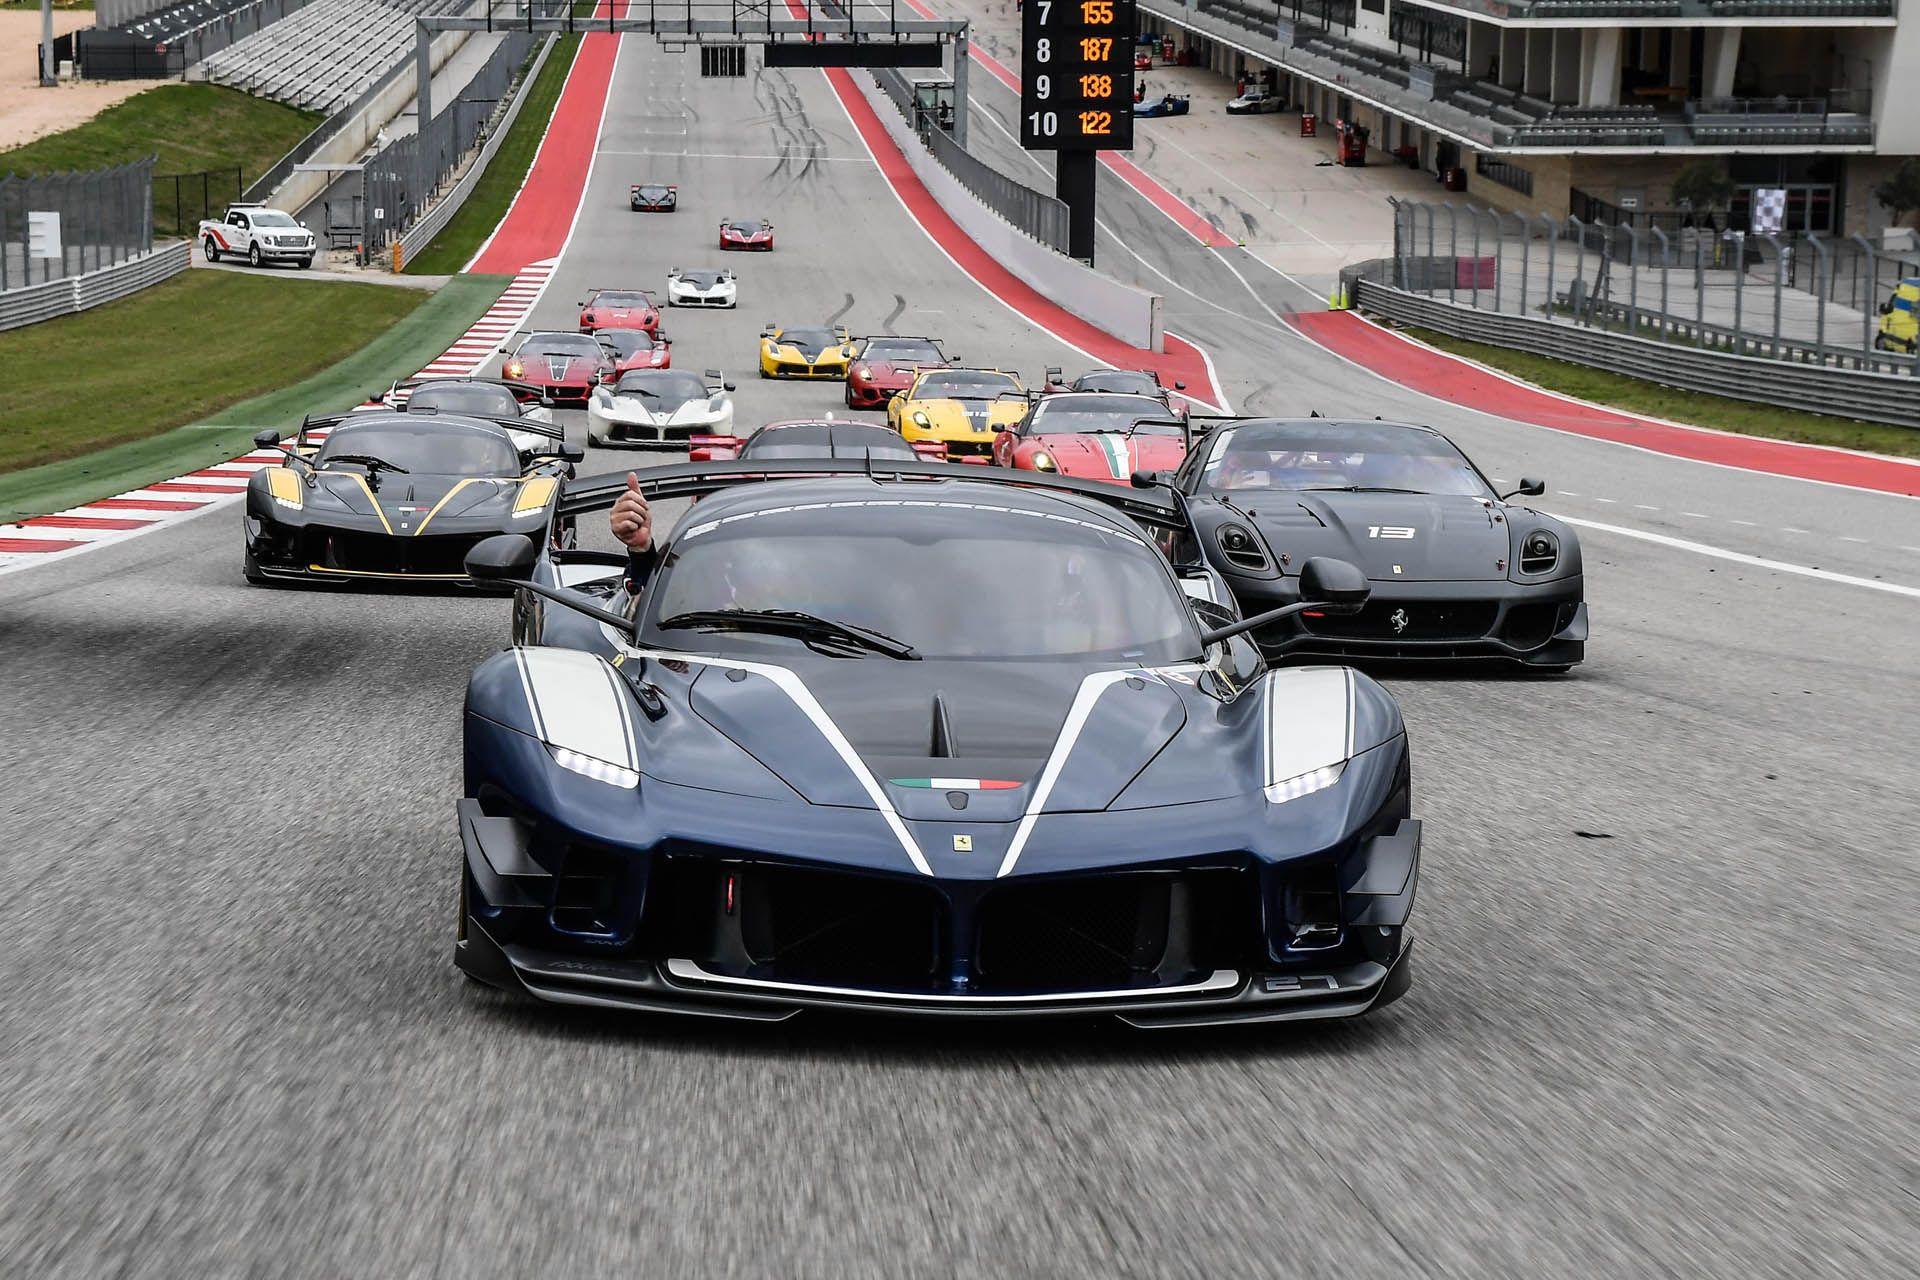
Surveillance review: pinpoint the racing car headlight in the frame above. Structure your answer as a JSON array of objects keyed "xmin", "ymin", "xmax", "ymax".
[
  {"xmin": 1519, "ymin": 531, "xmax": 1559, "ymax": 574},
  {"xmin": 506, "ymin": 361, "xmax": 523, "ymax": 379},
  {"xmin": 1030, "ymin": 450, "xmax": 1057, "ymax": 472},
  {"xmin": 911, "ymin": 411, "xmax": 932, "ymax": 428},
  {"xmin": 550, "ymin": 745, "xmax": 639, "ymax": 789},
  {"xmin": 266, "ymin": 468, "xmax": 304, "ymax": 510},
  {"xmin": 1264, "ymin": 762, "xmax": 1345, "ymax": 804}
]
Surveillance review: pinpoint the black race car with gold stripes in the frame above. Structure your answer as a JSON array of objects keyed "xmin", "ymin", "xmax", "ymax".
[{"xmin": 243, "ymin": 411, "xmax": 581, "ymax": 586}]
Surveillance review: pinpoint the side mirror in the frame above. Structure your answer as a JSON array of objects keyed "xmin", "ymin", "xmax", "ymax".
[
  {"xmin": 1297, "ymin": 556, "xmax": 1370, "ymax": 615},
  {"xmin": 1174, "ymin": 380, "xmax": 1187, "ymax": 390},
  {"xmin": 723, "ymin": 381, "xmax": 737, "ymax": 392},
  {"xmin": 560, "ymin": 443, "xmax": 585, "ymax": 463},
  {"xmin": 539, "ymin": 395, "xmax": 555, "ymax": 407},
  {"xmin": 253, "ymin": 429, "xmax": 282, "ymax": 448},
  {"xmin": 1501, "ymin": 477, "xmax": 1546, "ymax": 499},
  {"xmin": 1130, "ymin": 469, "xmax": 1171, "ymax": 489},
  {"xmin": 465, "ymin": 533, "xmax": 539, "ymax": 583}
]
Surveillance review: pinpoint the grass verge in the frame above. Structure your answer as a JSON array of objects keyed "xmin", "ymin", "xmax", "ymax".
[
  {"xmin": 1399, "ymin": 325, "xmax": 1920, "ymax": 460},
  {"xmin": 0, "ymin": 274, "xmax": 508, "ymax": 521},
  {"xmin": 405, "ymin": 34, "xmax": 580, "ymax": 276},
  {"xmin": 0, "ymin": 82, "xmax": 320, "ymax": 184}
]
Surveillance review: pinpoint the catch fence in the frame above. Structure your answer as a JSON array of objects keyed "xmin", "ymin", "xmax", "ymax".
[
  {"xmin": 360, "ymin": 31, "xmax": 540, "ymax": 263},
  {"xmin": 155, "ymin": 166, "xmax": 244, "ymax": 239},
  {"xmin": 0, "ymin": 159, "xmax": 156, "ymax": 292},
  {"xmin": 1386, "ymin": 197, "xmax": 1920, "ymax": 374}
]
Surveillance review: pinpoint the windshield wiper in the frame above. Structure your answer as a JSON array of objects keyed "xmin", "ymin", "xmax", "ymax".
[
  {"xmin": 659, "ymin": 608, "xmax": 919, "ymax": 659},
  {"xmin": 1297, "ymin": 485, "xmax": 1423, "ymax": 494},
  {"xmin": 324, "ymin": 453, "xmax": 411, "ymax": 476}
]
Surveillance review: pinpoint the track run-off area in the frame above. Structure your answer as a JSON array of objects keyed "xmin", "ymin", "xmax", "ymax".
[{"xmin": 1, "ymin": 14, "xmax": 1915, "ymax": 1278}]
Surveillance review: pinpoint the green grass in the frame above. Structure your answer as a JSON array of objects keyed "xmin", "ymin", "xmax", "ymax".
[
  {"xmin": 405, "ymin": 35, "xmax": 579, "ymax": 276},
  {"xmin": 1399, "ymin": 325, "xmax": 1920, "ymax": 460},
  {"xmin": 0, "ymin": 81, "xmax": 320, "ymax": 185},
  {"xmin": 0, "ymin": 274, "xmax": 509, "ymax": 521},
  {"xmin": 0, "ymin": 272, "xmax": 423, "ymax": 476}
]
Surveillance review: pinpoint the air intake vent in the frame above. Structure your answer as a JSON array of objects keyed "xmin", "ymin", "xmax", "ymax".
[{"xmin": 1216, "ymin": 523, "xmax": 1269, "ymax": 572}]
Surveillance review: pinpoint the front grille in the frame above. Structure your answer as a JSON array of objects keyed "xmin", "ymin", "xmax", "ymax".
[
  {"xmin": 739, "ymin": 864, "xmax": 941, "ymax": 986},
  {"xmin": 320, "ymin": 530, "xmax": 485, "ymax": 575},
  {"xmin": 944, "ymin": 438, "xmax": 993, "ymax": 458},
  {"xmin": 1503, "ymin": 601, "xmax": 1567, "ymax": 650},
  {"xmin": 975, "ymin": 871, "xmax": 1255, "ymax": 992},
  {"xmin": 545, "ymin": 383, "xmax": 590, "ymax": 403},
  {"xmin": 1305, "ymin": 599, "xmax": 1497, "ymax": 642}
]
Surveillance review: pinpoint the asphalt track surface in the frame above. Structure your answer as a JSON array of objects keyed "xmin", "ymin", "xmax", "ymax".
[{"xmin": 2, "ymin": 33, "xmax": 1917, "ymax": 1279}]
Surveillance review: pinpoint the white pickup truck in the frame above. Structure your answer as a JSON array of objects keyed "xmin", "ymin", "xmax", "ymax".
[{"xmin": 198, "ymin": 203, "xmax": 317, "ymax": 269}]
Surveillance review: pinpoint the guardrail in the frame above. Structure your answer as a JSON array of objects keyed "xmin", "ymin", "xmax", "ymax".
[
  {"xmin": 872, "ymin": 66, "xmax": 1071, "ymax": 255},
  {"xmin": 1351, "ymin": 278, "xmax": 1920, "ymax": 429},
  {"xmin": 0, "ymin": 241, "xmax": 192, "ymax": 333},
  {"xmin": 396, "ymin": 34, "xmax": 554, "ymax": 265}
]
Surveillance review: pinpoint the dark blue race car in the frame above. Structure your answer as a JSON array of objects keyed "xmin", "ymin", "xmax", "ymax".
[
  {"xmin": 1134, "ymin": 93, "xmax": 1191, "ymax": 118},
  {"xmin": 453, "ymin": 460, "xmax": 1421, "ymax": 1026}
]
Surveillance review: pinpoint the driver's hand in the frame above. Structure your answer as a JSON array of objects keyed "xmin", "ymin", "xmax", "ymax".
[{"xmin": 610, "ymin": 472, "xmax": 652, "ymax": 551}]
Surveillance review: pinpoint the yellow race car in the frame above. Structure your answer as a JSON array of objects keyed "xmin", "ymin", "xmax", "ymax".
[
  {"xmin": 887, "ymin": 367, "xmax": 1027, "ymax": 462},
  {"xmin": 759, "ymin": 323, "xmax": 853, "ymax": 378}
]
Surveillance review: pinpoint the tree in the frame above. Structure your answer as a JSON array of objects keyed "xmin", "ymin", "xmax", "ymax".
[
  {"xmin": 1669, "ymin": 159, "xmax": 1735, "ymax": 217},
  {"xmin": 1872, "ymin": 158, "xmax": 1920, "ymax": 229}
]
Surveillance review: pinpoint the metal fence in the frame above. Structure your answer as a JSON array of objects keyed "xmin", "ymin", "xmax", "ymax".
[
  {"xmin": 361, "ymin": 31, "xmax": 539, "ymax": 263},
  {"xmin": 0, "ymin": 159, "xmax": 155, "ymax": 292},
  {"xmin": 1387, "ymin": 197, "xmax": 1920, "ymax": 375},
  {"xmin": 871, "ymin": 66, "xmax": 1071, "ymax": 255},
  {"xmin": 154, "ymin": 166, "xmax": 243, "ymax": 238}
]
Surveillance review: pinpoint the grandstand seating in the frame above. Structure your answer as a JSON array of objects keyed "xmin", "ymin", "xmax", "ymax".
[{"xmin": 199, "ymin": 0, "xmax": 468, "ymax": 113}]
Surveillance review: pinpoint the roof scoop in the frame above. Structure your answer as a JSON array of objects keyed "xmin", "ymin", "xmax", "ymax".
[{"xmin": 930, "ymin": 691, "xmax": 959, "ymax": 759}]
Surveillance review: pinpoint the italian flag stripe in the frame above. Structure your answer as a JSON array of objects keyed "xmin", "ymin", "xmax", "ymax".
[{"xmin": 890, "ymin": 778, "xmax": 1022, "ymax": 790}]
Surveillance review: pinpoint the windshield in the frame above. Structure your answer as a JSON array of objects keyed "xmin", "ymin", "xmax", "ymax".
[
  {"xmin": 520, "ymin": 334, "xmax": 601, "ymax": 359},
  {"xmin": 317, "ymin": 426, "xmax": 516, "ymax": 477},
  {"xmin": 1075, "ymin": 370, "xmax": 1159, "ymax": 396},
  {"xmin": 596, "ymin": 330, "xmax": 657, "ymax": 356},
  {"xmin": 678, "ymin": 269, "xmax": 725, "ymax": 287},
  {"xmin": 727, "ymin": 219, "xmax": 763, "ymax": 233},
  {"xmin": 613, "ymin": 370, "xmax": 708, "ymax": 406},
  {"xmin": 777, "ymin": 328, "xmax": 841, "ymax": 357},
  {"xmin": 1201, "ymin": 422, "xmax": 1492, "ymax": 497},
  {"xmin": 253, "ymin": 211, "xmax": 298, "ymax": 228},
  {"xmin": 590, "ymin": 292, "xmax": 651, "ymax": 309},
  {"xmin": 643, "ymin": 499, "xmax": 1195, "ymax": 662},
  {"xmin": 1033, "ymin": 395, "xmax": 1178, "ymax": 436},
  {"xmin": 861, "ymin": 338, "xmax": 943, "ymax": 364},
  {"xmin": 406, "ymin": 383, "xmax": 521, "ymax": 417},
  {"xmin": 916, "ymin": 370, "xmax": 1018, "ymax": 399}
]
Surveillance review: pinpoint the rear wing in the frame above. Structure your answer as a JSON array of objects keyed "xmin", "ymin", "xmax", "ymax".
[
  {"xmin": 295, "ymin": 410, "xmax": 565, "ymax": 447},
  {"xmin": 383, "ymin": 376, "xmax": 552, "ymax": 404},
  {"xmin": 555, "ymin": 457, "xmax": 1188, "ymax": 531}
]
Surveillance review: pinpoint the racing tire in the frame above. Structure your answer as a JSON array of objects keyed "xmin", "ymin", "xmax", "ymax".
[
  {"xmin": 203, "ymin": 235, "xmax": 220, "ymax": 263},
  {"xmin": 248, "ymin": 243, "xmax": 262, "ymax": 268}
]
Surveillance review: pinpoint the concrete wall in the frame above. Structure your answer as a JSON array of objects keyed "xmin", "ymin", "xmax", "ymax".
[{"xmin": 853, "ymin": 72, "xmax": 1163, "ymax": 353}]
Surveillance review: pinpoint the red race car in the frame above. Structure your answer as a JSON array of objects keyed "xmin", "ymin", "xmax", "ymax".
[
  {"xmin": 690, "ymin": 417, "xmax": 945, "ymax": 463},
  {"xmin": 594, "ymin": 327, "xmax": 672, "ymax": 374},
  {"xmin": 578, "ymin": 288, "xmax": 660, "ymax": 334},
  {"xmin": 843, "ymin": 334, "xmax": 951, "ymax": 409},
  {"xmin": 498, "ymin": 331, "xmax": 613, "ymax": 408},
  {"xmin": 992, "ymin": 392, "xmax": 1188, "ymax": 483},
  {"xmin": 1041, "ymin": 365, "xmax": 1190, "ymax": 421},
  {"xmin": 719, "ymin": 216, "xmax": 774, "ymax": 251}
]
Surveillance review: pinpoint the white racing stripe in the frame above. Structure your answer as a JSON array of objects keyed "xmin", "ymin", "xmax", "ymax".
[
  {"xmin": 1262, "ymin": 667, "xmax": 1354, "ymax": 788},
  {"xmin": 515, "ymin": 648, "xmax": 638, "ymax": 770}
]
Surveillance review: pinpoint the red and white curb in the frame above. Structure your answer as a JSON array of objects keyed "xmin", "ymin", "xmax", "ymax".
[{"xmin": 0, "ymin": 259, "xmax": 559, "ymax": 578}]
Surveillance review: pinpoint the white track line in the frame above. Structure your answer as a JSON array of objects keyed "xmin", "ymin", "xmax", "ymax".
[{"xmin": 1562, "ymin": 516, "xmax": 1920, "ymax": 599}]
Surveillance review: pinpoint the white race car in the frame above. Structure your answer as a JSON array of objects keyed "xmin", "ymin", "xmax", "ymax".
[
  {"xmin": 666, "ymin": 266, "xmax": 737, "ymax": 308},
  {"xmin": 587, "ymin": 368, "xmax": 736, "ymax": 448}
]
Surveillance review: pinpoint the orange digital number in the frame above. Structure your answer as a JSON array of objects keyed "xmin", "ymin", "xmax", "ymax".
[
  {"xmin": 1078, "ymin": 110, "xmax": 1113, "ymax": 135},
  {"xmin": 1081, "ymin": 0, "xmax": 1114, "ymax": 22},
  {"xmin": 1078, "ymin": 73, "xmax": 1113, "ymax": 97},
  {"xmin": 1078, "ymin": 36, "xmax": 1113, "ymax": 59}
]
